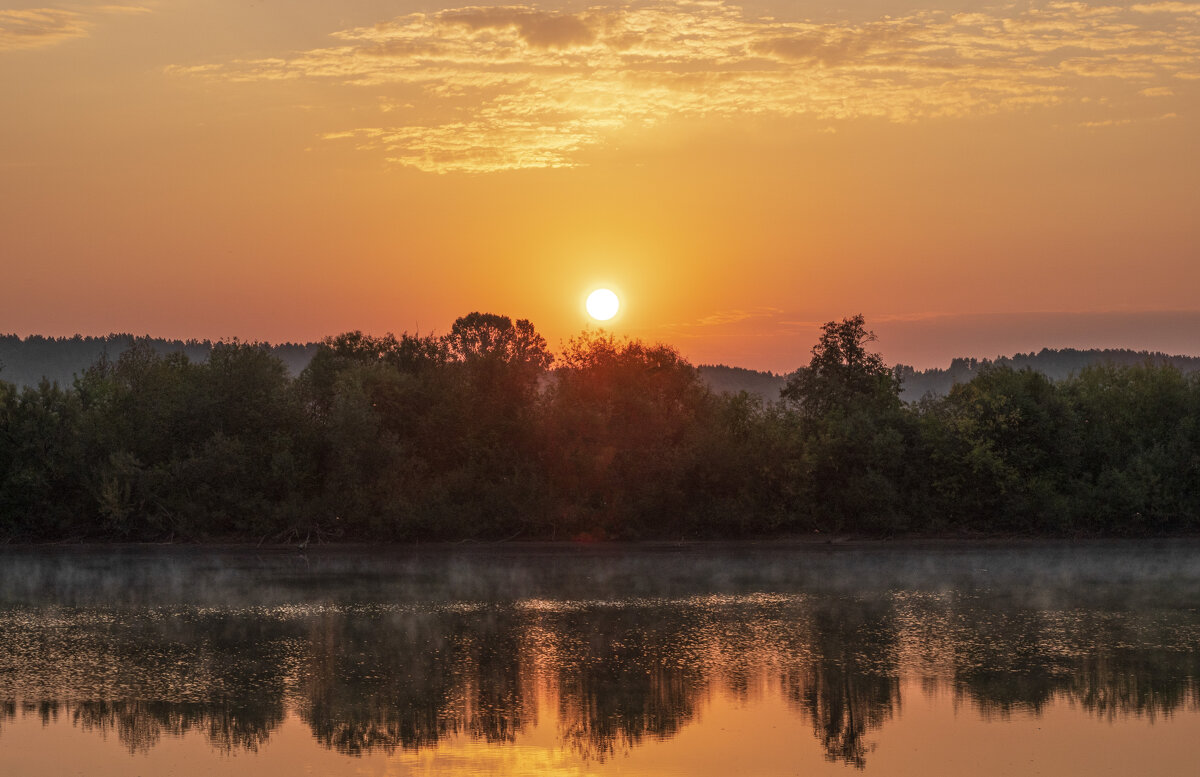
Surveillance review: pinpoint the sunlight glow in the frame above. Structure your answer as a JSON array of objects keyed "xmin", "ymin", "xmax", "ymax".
[{"xmin": 586, "ymin": 289, "xmax": 620, "ymax": 321}]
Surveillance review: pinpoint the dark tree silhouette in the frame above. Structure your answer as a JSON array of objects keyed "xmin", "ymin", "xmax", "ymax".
[{"xmin": 781, "ymin": 314, "xmax": 901, "ymax": 418}]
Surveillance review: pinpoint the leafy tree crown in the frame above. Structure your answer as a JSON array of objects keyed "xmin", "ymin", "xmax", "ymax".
[{"xmin": 781, "ymin": 314, "xmax": 901, "ymax": 417}]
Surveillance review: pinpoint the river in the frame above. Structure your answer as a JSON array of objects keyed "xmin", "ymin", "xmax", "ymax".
[{"xmin": 1, "ymin": 542, "xmax": 1197, "ymax": 775}]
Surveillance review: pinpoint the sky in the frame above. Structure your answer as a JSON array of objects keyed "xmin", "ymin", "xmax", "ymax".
[{"xmin": 2, "ymin": 0, "xmax": 1198, "ymax": 371}]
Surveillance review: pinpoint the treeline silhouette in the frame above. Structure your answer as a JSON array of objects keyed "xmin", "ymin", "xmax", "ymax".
[
  {"xmin": 0, "ymin": 333, "xmax": 318, "ymax": 388},
  {"xmin": 3, "ymin": 313, "xmax": 1200, "ymax": 541},
  {"xmin": 8, "ymin": 331, "xmax": 1198, "ymax": 405},
  {"xmin": 896, "ymin": 347, "xmax": 1200, "ymax": 400},
  {"xmin": 3, "ymin": 545, "xmax": 1199, "ymax": 768},
  {"xmin": 696, "ymin": 351, "xmax": 1200, "ymax": 402},
  {"xmin": 695, "ymin": 363, "xmax": 788, "ymax": 397}
]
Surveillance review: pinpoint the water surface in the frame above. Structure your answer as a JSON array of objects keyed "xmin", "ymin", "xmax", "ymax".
[{"xmin": 1, "ymin": 542, "xmax": 1198, "ymax": 775}]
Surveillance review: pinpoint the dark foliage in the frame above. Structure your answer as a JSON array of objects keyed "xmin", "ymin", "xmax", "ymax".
[
  {"xmin": 896, "ymin": 346, "xmax": 1200, "ymax": 400},
  {"xmin": 3, "ymin": 314, "xmax": 1200, "ymax": 541},
  {"xmin": 0, "ymin": 333, "xmax": 317, "ymax": 389}
]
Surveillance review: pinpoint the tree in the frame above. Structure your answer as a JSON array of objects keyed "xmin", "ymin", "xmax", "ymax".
[
  {"xmin": 545, "ymin": 331, "xmax": 711, "ymax": 538},
  {"xmin": 922, "ymin": 365, "xmax": 1073, "ymax": 532},
  {"xmin": 781, "ymin": 315, "xmax": 901, "ymax": 418},
  {"xmin": 0, "ymin": 379, "xmax": 89, "ymax": 538},
  {"xmin": 445, "ymin": 313, "xmax": 552, "ymax": 387},
  {"xmin": 299, "ymin": 331, "xmax": 446, "ymax": 417},
  {"xmin": 779, "ymin": 316, "xmax": 912, "ymax": 533},
  {"xmin": 433, "ymin": 314, "xmax": 554, "ymax": 537}
]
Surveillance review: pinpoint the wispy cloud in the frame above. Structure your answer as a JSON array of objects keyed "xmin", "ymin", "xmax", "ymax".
[
  {"xmin": 660, "ymin": 307, "xmax": 789, "ymax": 338},
  {"xmin": 0, "ymin": 5, "xmax": 150, "ymax": 52},
  {"xmin": 171, "ymin": 1, "xmax": 1200, "ymax": 172},
  {"xmin": 0, "ymin": 9, "xmax": 89, "ymax": 50},
  {"xmin": 90, "ymin": 6, "xmax": 153, "ymax": 16},
  {"xmin": 1079, "ymin": 110, "xmax": 1177, "ymax": 126}
]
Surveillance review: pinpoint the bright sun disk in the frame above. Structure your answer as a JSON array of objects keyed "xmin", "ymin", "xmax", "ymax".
[{"xmin": 586, "ymin": 288, "xmax": 620, "ymax": 321}]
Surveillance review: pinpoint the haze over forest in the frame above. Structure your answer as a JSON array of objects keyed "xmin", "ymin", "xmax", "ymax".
[{"xmin": 6, "ymin": 331, "xmax": 1200, "ymax": 401}]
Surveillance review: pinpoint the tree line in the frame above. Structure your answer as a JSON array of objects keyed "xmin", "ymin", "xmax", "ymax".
[
  {"xmin": 896, "ymin": 346, "xmax": 1200, "ymax": 400},
  {"xmin": 0, "ymin": 333, "xmax": 319, "ymax": 388},
  {"xmin": 2, "ymin": 312, "xmax": 1199, "ymax": 541}
]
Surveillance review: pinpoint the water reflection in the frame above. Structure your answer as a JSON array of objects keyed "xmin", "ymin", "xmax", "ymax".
[
  {"xmin": 784, "ymin": 602, "xmax": 900, "ymax": 767},
  {"xmin": 1, "ymin": 544, "xmax": 1199, "ymax": 769}
]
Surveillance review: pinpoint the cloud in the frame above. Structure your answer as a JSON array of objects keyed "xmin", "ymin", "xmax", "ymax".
[
  {"xmin": 172, "ymin": 1, "xmax": 1200, "ymax": 172},
  {"xmin": 659, "ymin": 307, "xmax": 790, "ymax": 339},
  {"xmin": 0, "ymin": 9, "xmax": 89, "ymax": 51},
  {"xmin": 1079, "ymin": 110, "xmax": 1176, "ymax": 126},
  {"xmin": 750, "ymin": 23, "xmax": 918, "ymax": 66},
  {"xmin": 324, "ymin": 122, "xmax": 598, "ymax": 173},
  {"xmin": 91, "ymin": 6, "xmax": 153, "ymax": 15},
  {"xmin": 437, "ymin": 6, "xmax": 602, "ymax": 48},
  {"xmin": 693, "ymin": 307, "xmax": 784, "ymax": 327},
  {"xmin": 0, "ymin": 5, "xmax": 150, "ymax": 52},
  {"xmin": 1131, "ymin": 1, "xmax": 1200, "ymax": 13}
]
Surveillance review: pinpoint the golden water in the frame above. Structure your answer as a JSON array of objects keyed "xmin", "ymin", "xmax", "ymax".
[{"xmin": 2, "ymin": 544, "xmax": 1197, "ymax": 775}]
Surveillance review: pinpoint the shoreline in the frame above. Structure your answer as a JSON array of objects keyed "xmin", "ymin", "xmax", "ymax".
[{"xmin": 5, "ymin": 533, "xmax": 1200, "ymax": 553}]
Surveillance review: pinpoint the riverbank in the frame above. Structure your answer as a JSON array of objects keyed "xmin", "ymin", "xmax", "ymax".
[{"xmin": 7, "ymin": 533, "xmax": 1200, "ymax": 553}]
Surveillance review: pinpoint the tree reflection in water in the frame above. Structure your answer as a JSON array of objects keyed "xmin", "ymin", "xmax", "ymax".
[
  {"xmin": 2, "ymin": 544, "xmax": 1200, "ymax": 767},
  {"xmin": 782, "ymin": 601, "xmax": 900, "ymax": 768}
]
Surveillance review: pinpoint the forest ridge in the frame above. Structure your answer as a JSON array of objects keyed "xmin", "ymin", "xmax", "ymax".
[
  {"xmin": 6, "ymin": 331, "xmax": 1200, "ymax": 400},
  {"xmin": 3, "ymin": 313, "xmax": 1200, "ymax": 542}
]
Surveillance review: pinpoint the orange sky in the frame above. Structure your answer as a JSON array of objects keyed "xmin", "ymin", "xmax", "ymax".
[{"xmin": 2, "ymin": 0, "xmax": 1199, "ymax": 370}]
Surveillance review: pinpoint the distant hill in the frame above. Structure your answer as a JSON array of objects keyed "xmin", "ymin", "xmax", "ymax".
[
  {"xmin": 0, "ymin": 334, "xmax": 319, "ymax": 388},
  {"xmin": 700, "ymin": 348, "xmax": 1200, "ymax": 403},
  {"xmin": 896, "ymin": 348, "xmax": 1200, "ymax": 400},
  {"xmin": 6, "ymin": 336, "xmax": 1200, "ymax": 404},
  {"xmin": 1, "ymin": 335, "xmax": 799, "ymax": 396},
  {"xmin": 697, "ymin": 364, "xmax": 787, "ymax": 400}
]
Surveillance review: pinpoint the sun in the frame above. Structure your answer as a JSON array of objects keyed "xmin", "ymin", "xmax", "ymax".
[{"xmin": 586, "ymin": 288, "xmax": 620, "ymax": 321}]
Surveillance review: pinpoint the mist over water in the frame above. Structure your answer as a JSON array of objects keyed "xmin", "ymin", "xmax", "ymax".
[{"xmin": 2, "ymin": 542, "xmax": 1199, "ymax": 774}]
